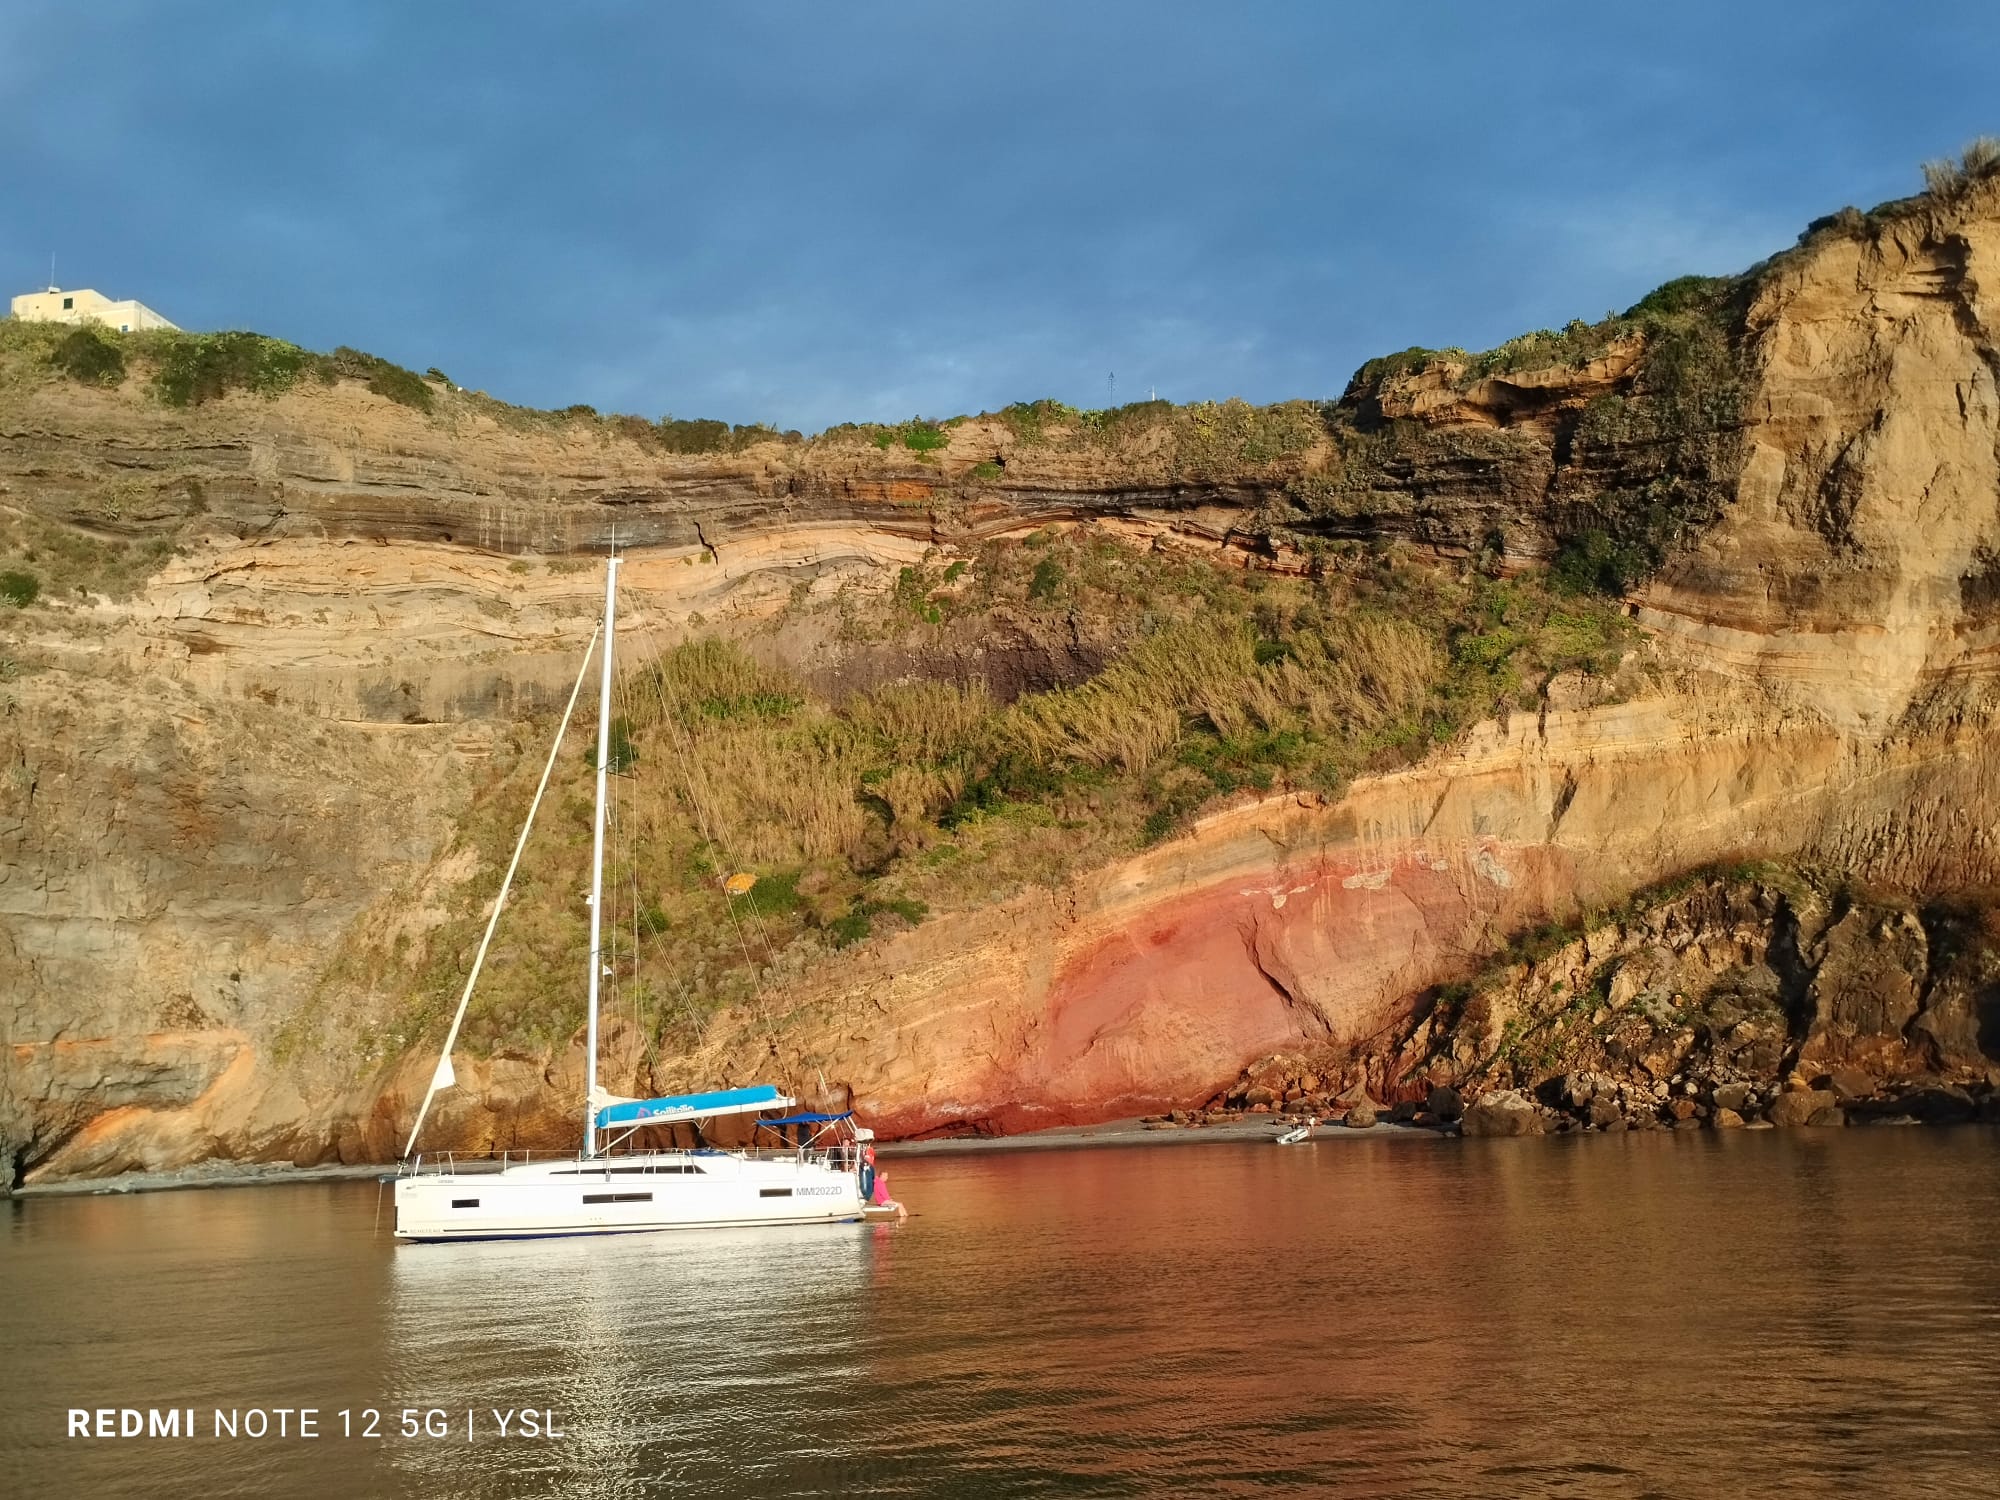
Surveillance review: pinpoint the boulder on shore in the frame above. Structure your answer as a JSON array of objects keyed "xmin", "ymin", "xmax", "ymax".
[
  {"xmin": 1345, "ymin": 1103, "xmax": 1378, "ymax": 1129},
  {"xmin": 1768, "ymin": 1089, "xmax": 1839, "ymax": 1127},
  {"xmin": 1425, "ymin": 1084, "xmax": 1464, "ymax": 1123},
  {"xmin": 1712, "ymin": 1107, "xmax": 1746, "ymax": 1129},
  {"xmin": 1461, "ymin": 1090, "xmax": 1544, "ymax": 1138},
  {"xmin": 1712, "ymin": 1082, "xmax": 1754, "ymax": 1114}
]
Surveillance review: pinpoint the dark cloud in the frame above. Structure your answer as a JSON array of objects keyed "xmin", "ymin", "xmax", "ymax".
[{"xmin": 3, "ymin": 1, "xmax": 1994, "ymax": 430}]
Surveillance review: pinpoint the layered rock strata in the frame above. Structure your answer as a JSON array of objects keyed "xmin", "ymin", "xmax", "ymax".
[{"xmin": 8, "ymin": 178, "xmax": 2000, "ymax": 1181}]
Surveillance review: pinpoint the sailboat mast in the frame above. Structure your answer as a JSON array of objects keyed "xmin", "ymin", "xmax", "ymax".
[{"xmin": 582, "ymin": 552, "xmax": 621, "ymax": 1158}]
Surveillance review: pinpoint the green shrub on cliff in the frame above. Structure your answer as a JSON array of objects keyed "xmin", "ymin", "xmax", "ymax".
[
  {"xmin": 326, "ymin": 346, "xmax": 434, "ymax": 412},
  {"xmin": 999, "ymin": 399, "xmax": 1076, "ymax": 446},
  {"xmin": 1027, "ymin": 558, "xmax": 1065, "ymax": 602},
  {"xmin": 1626, "ymin": 274, "xmax": 1734, "ymax": 320},
  {"xmin": 1550, "ymin": 530, "xmax": 1648, "ymax": 596},
  {"xmin": 1553, "ymin": 278, "xmax": 1746, "ymax": 583},
  {"xmin": 656, "ymin": 416, "xmax": 734, "ymax": 452},
  {"xmin": 48, "ymin": 327, "xmax": 126, "ymax": 387},
  {"xmin": 148, "ymin": 330, "xmax": 323, "ymax": 405},
  {"xmin": 1462, "ymin": 320, "xmax": 1625, "ymax": 381},
  {"xmin": 648, "ymin": 416, "xmax": 790, "ymax": 453},
  {"xmin": 120, "ymin": 329, "xmax": 434, "ymax": 412},
  {"xmin": 0, "ymin": 570, "xmax": 39, "ymax": 607},
  {"xmin": 856, "ymin": 418, "xmax": 955, "ymax": 455},
  {"xmin": 1352, "ymin": 346, "xmax": 1454, "ymax": 385}
]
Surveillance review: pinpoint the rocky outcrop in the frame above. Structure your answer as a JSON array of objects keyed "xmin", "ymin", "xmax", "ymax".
[
  {"xmin": 1375, "ymin": 870, "xmax": 2000, "ymax": 1133},
  {"xmin": 9, "ymin": 172, "xmax": 2000, "ymax": 1181},
  {"xmin": 1460, "ymin": 1090, "xmax": 1544, "ymax": 1138}
]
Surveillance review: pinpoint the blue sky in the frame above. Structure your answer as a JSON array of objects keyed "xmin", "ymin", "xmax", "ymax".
[{"xmin": 3, "ymin": 2, "xmax": 1996, "ymax": 431}]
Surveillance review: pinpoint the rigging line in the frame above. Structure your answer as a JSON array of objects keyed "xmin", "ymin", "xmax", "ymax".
[
  {"xmin": 631, "ymin": 854, "xmax": 644, "ymax": 1064},
  {"xmin": 608, "ymin": 663, "xmax": 649, "ymax": 1070},
  {"xmin": 612, "ymin": 664, "xmax": 648, "ymax": 1066},
  {"xmin": 403, "ymin": 623, "xmax": 602, "ymax": 1160},
  {"xmin": 606, "ymin": 702, "xmax": 623, "ymax": 1052},
  {"xmin": 617, "ymin": 585, "xmax": 779, "ymax": 1011}
]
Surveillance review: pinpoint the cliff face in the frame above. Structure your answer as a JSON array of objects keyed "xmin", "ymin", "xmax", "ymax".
[
  {"xmin": 1647, "ymin": 198, "xmax": 2000, "ymax": 733},
  {"xmin": 7, "ymin": 179, "xmax": 2000, "ymax": 1183}
]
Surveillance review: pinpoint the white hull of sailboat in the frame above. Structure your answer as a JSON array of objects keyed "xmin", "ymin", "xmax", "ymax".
[{"xmin": 394, "ymin": 1151, "xmax": 866, "ymax": 1242}]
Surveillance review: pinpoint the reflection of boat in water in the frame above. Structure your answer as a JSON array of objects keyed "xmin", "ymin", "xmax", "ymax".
[
  {"xmin": 382, "ymin": 1213, "xmax": 878, "ymax": 1493},
  {"xmin": 393, "ymin": 553, "xmax": 871, "ymax": 1242},
  {"xmin": 1274, "ymin": 1118, "xmax": 1317, "ymax": 1145}
]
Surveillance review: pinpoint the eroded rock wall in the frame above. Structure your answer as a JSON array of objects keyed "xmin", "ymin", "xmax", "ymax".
[{"xmin": 9, "ymin": 179, "xmax": 2000, "ymax": 1180}]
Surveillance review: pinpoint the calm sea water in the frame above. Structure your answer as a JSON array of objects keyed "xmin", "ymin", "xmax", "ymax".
[{"xmin": 4, "ymin": 1129, "xmax": 1998, "ymax": 1498}]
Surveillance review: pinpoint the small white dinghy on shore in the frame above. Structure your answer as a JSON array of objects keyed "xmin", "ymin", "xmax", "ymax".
[{"xmin": 1274, "ymin": 1117, "xmax": 1318, "ymax": 1145}]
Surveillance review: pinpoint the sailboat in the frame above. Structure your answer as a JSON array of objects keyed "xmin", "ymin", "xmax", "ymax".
[{"xmin": 393, "ymin": 553, "xmax": 872, "ymax": 1241}]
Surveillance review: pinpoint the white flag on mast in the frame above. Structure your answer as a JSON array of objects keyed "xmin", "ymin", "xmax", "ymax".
[{"xmin": 431, "ymin": 1054, "xmax": 457, "ymax": 1091}]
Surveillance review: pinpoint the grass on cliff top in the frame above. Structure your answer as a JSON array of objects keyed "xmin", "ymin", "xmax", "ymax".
[
  {"xmin": 0, "ymin": 318, "xmax": 794, "ymax": 450},
  {"xmin": 0, "ymin": 260, "xmax": 1734, "ymax": 485},
  {"xmin": 0, "ymin": 318, "xmax": 441, "ymax": 413},
  {"xmin": 370, "ymin": 533, "xmax": 1633, "ymax": 1063},
  {"xmin": 813, "ymin": 397, "xmax": 1327, "ymax": 489},
  {"xmin": 1348, "ymin": 272, "xmax": 1745, "ymax": 393}
]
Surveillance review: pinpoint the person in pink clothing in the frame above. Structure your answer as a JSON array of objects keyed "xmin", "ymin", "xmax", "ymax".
[{"xmin": 870, "ymin": 1167, "xmax": 908, "ymax": 1220}]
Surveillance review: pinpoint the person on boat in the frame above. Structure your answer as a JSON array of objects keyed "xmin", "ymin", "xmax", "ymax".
[
  {"xmin": 871, "ymin": 1167, "xmax": 909, "ymax": 1222},
  {"xmin": 859, "ymin": 1143, "xmax": 877, "ymax": 1201}
]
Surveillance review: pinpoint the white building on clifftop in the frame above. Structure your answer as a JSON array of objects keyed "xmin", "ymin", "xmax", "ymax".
[{"xmin": 10, "ymin": 285, "xmax": 178, "ymax": 333}]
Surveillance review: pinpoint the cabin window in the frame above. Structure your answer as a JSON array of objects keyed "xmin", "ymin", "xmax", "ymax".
[
  {"xmin": 551, "ymin": 1163, "xmax": 703, "ymax": 1176},
  {"xmin": 451, "ymin": 1198, "xmax": 479, "ymax": 1208},
  {"xmin": 759, "ymin": 1188, "xmax": 794, "ymax": 1198},
  {"xmin": 62, "ymin": 297, "xmax": 73, "ymax": 310},
  {"xmin": 582, "ymin": 1192, "xmax": 653, "ymax": 1204}
]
